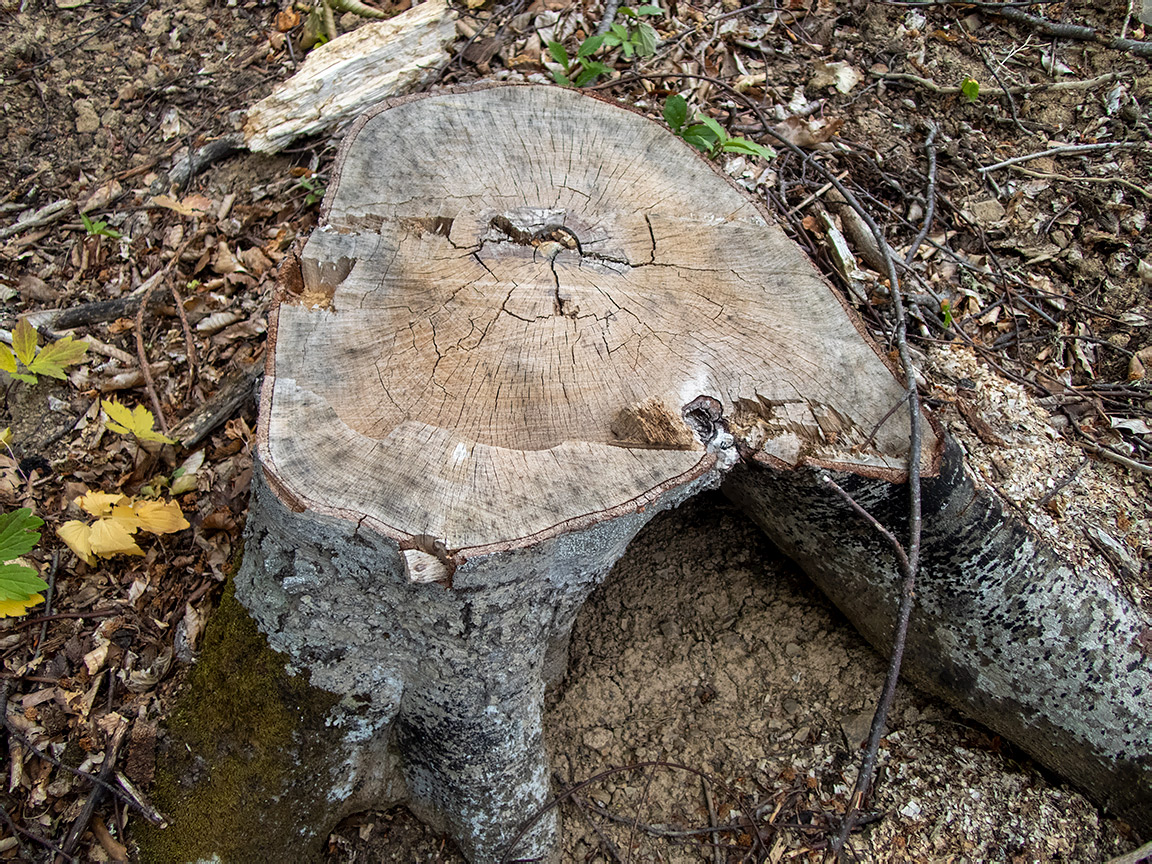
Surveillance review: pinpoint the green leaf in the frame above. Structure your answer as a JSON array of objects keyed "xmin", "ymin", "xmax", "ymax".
[
  {"xmin": 552, "ymin": 70, "xmax": 573, "ymax": 87},
  {"xmin": 634, "ymin": 4, "xmax": 662, "ymax": 14},
  {"xmin": 0, "ymin": 508, "xmax": 48, "ymax": 606},
  {"xmin": 0, "ymin": 562, "xmax": 48, "ymax": 604},
  {"xmin": 547, "ymin": 40, "xmax": 569, "ymax": 69},
  {"xmin": 11, "ymin": 318, "xmax": 37, "ymax": 369},
  {"xmin": 721, "ymin": 137, "xmax": 777, "ymax": 161},
  {"xmin": 602, "ymin": 27, "xmax": 625, "ymax": 48},
  {"xmin": 634, "ymin": 20, "xmax": 658, "ymax": 56},
  {"xmin": 620, "ymin": 39, "xmax": 635, "ymax": 58},
  {"xmin": 696, "ymin": 114, "xmax": 728, "ymax": 144},
  {"xmin": 0, "ymin": 508, "xmax": 43, "ymax": 562},
  {"xmin": 941, "ymin": 300, "xmax": 954, "ymax": 329},
  {"xmin": 27, "ymin": 335, "xmax": 88, "ymax": 380},
  {"xmin": 663, "ymin": 94, "xmax": 688, "ymax": 133},
  {"xmin": 617, "ymin": 4, "xmax": 636, "ymax": 16},
  {"xmin": 574, "ymin": 60, "xmax": 611, "ymax": 86},
  {"xmin": 10, "ymin": 372, "xmax": 36, "ymax": 385},
  {"xmin": 682, "ymin": 132, "xmax": 716, "ymax": 152},
  {"xmin": 577, "ymin": 34, "xmax": 606, "ymax": 57},
  {"xmin": 961, "ymin": 77, "xmax": 980, "ymax": 103}
]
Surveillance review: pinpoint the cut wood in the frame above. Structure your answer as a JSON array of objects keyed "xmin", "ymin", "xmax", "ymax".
[
  {"xmin": 192, "ymin": 84, "xmax": 1152, "ymax": 864},
  {"xmin": 243, "ymin": 0, "xmax": 457, "ymax": 154}
]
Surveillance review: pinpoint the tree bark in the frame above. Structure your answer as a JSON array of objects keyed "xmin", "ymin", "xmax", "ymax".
[
  {"xmin": 724, "ymin": 436, "xmax": 1152, "ymax": 834},
  {"xmin": 175, "ymin": 83, "xmax": 1152, "ymax": 863}
]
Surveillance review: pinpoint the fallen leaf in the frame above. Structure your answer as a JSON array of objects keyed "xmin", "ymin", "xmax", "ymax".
[
  {"xmin": 89, "ymin": 519, "xmax": 144, "ymax": 558},
  {"xmin": 76, "ymin": 490, "xmax": 128, "ymax": 518},
  {"xmin": 771, "ymin": 116, "xmax": 844, "ymax": 148},
  {"xmin": 809, "ymin": 59, "xmax": 861, "ymax": 93}
]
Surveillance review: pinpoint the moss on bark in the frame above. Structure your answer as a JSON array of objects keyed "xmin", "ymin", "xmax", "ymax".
[{"xmin": 134, "ymin": 578, "xmax": 342, "ymax": 863}]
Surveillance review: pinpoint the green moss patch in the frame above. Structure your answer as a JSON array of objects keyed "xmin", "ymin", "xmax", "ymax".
[{"xmin": 134, "ymin": 578, "xmax": 342, "ymax": 863}]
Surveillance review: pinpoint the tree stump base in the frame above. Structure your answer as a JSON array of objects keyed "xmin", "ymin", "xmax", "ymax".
[{"xmin": 148, "ymin": 85, "xmax": 1150, "ymax": 863}]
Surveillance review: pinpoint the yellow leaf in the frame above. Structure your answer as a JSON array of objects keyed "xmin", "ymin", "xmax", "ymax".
[
  {"xmin": 108, "ymin": 503, "xmax": 141, "ymax": 535},
  {"xmin": 132, "ymin": 499, "xmax": 190, "ymax": 535},
  {"xmin": 0, "ymin": 347, "xmax": 15, "ymax": 376},
  {"xmin": 0, "ymin": 593, "xmax": 43, "ymax": 617},
  {"xmin": 11, "ymin": 318, "xmax": 38, "ymax": 368},
  {"xmin": 0, "ymin": 428, "xmax": 10, "ymax": 448},
  {"xmin": 75, "ymin": 490, "xmax": 128, "ymax": 518},
  {"xmin": 89, "ymin": 519, "xmax": 144, "ymax": 558},
  {"xmin": 57, "ymin": 520, "xmax": 96, "ymax": 565},
  {"xmin": 102, "ymin": 398, "xmax": 176, "ymax": 444}
]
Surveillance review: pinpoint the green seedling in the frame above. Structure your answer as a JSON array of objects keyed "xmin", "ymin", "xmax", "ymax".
[
  {"xmin": 663, "ymin": 94, "xmax": 776, "ymax": 161},
  {"xmin": 81, "ymin": 212, "xmax": 122, "ymax": 239},
  {"xmin": 548, "ymin": 6, "xmax": 663, "ymax": 88},
  {"xmin": 960, "ymin": 77, "xmax": 980, "ymax": 103},
  {"xmin": 297, "ymin": 175, "xmax": 326, "ymax": 207},
  {"xmin": 547, "ymin": 35, "xmax": 612, "ymax": 88},
  {"xmin": 601, "ymin": 5, "xmax": 662, "ymax": 59},
  {"xmin": 0, "ymin": 318, "xmax": 88, "ymax": 385}
]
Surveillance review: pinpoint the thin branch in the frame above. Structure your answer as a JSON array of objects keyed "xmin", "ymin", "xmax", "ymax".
[
  {"xmin": 134, "ymin": 276, "xmax": 170, "ymax": 436},
  {"xmin": 979, "ymin": 141, "xmax": 1150, "ymax": 173},
  {"xmin": 0, "ymin": 682, "xmax": 162, "ymax": 823},
  {"xmin": 994, "ymin": 5, "xmax": 1152, "ymax": 58}
]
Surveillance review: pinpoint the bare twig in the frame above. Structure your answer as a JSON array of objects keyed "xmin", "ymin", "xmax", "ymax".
[
  {"xmin": 168, "ymin": 280, "xmax": 199, "ymax": 400},
  {"xmin": 988, "ymin": 164, "xmax": 1152, "ymax": 199},
  {"xmin": 871, "ymin": 70, "xmax": 1123, "ymax": 97},
  {"xmin": 903, "ymin": 123, "xmax": 938, "ymax": 266},
  {"xmin": 994, "ymin": 5, "xmax": 1152, "ymax": 58},
  {"xmin": 0, "ymin": 199, "xmax": 74, "ymax": 240},
  {"xmin": 979, "ymin": 141, "xmax": 1150, "ymax": 173},
  {"xmin": 134, "ymin": 276, "xmax": 170, "ymax": 436},
  {"xmin": 1106, "ymin": 838, "xmax": 1152, "ymax": 864},
  {"xmin": 702, "ymin": 776, "xmax": 723, "ymax": 864},
  {"xmin": 57, "ymin": 716, "xmax": 129, "ymax": 861},
  {"xmin": 31, "ymin": 550, "xmax": 60, "ymax": 665}
]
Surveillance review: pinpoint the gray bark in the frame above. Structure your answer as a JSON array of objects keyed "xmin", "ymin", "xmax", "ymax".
[
  {"xmin": 724, "ymin": 435, "xmax": 1152, "ymax": 833},
  {"xmin": 233, "ymin": 458, "xmax": 728, "ymax": 863}
]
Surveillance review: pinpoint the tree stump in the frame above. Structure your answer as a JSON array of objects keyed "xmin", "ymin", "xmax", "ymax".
[{"xmin": 225, "ymin": 84, "xmax": 1150, "ymax": 863}]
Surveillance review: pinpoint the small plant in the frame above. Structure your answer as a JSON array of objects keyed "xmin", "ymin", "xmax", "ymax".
[
  {"xmin": 601, "ymin": 5, "xmax": 662, "ymax": 59},
  {"xmin": 0, "ymin": 508, "xmax": 48, "ymax": 618},
  {"xmin": 548, "ymin": 6, "xmax": 663, "ymax": 88},
  {"xmin": 81, "ymin": 212, "xmax": 123, "ymax": 239},
  {"xmin": 548, "ymin": 35, "xmax": 612, "ymax": 88},
  {"xmin": 960, "ymin": 77, "xmax": 980, "ymax": 103},
  {"xmin": 0, "ymin": 318, "xmax": 89, "ymax": 385},
  {"xmin": 297, "ymin": 175, "xmax": 326, "ymax": 207},
  {"xmin": 663, "ymin": 95, "xmax": 776, "ymax": 161},
  {"xmin": 57, "ymin": 490, "xmax": 189, "ymax": 564},
  {"xmin": 102, "ymin": 398, "xmax": 177, "ymax": 445}
]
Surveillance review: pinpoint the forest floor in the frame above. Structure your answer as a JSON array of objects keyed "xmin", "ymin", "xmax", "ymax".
[{"xmin": 0, "ymin": 0, "xmax": 1150, "ymax": 860}]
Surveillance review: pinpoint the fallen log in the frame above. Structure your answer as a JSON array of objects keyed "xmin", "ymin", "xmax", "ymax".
[{"xmin": 150, "ymin": 84, "xmax": 1150, "ymax": 863}]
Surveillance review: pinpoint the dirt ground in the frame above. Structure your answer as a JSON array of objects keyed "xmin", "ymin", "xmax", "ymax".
[{"xmin": 0, "ymin": 0, "xmax": 1150, "ymax": 859}]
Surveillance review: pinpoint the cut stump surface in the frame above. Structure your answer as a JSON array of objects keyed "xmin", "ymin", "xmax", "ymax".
[{"xmin": 210, "ymin": 84, "xmax": 1151, "ymax": 864}]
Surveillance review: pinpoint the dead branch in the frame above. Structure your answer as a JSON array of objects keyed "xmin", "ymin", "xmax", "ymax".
[{"xmin": 994, "ymin": 6, "xmax": 1152, "ymax": 58}]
